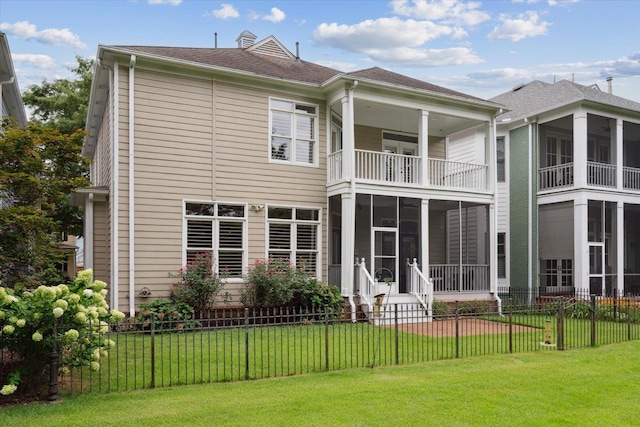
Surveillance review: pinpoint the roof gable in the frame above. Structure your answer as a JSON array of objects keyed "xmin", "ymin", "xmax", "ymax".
[{"xmin": 248, "ymin": 35, "xmax": 296, "ymax": 60}]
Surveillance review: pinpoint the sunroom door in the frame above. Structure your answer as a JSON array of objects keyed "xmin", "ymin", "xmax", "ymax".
[{"xmin": 372, "ymin": 227, "xmax": 398, "ymax": 294}]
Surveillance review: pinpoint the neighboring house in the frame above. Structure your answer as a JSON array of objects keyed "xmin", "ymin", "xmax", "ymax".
[
  {"xmin": 0, "ymin": 32, "xmax": 27, "ymax": 129},
  {"xmin": 492, "ymin": 79, "xmax": 640, "ymax": 298},
  {"xmin": 75, "ymin": 31, "xmax": 503, "ymax": 317}
]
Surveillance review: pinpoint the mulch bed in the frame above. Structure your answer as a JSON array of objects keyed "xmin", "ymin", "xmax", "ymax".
[{"xmin": 384, "ymin": 317, "xmax": 540, "ymax": 337}]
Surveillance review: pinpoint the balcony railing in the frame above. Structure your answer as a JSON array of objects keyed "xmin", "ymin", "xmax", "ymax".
[
  {"xmin": 538, "ymin": 163, "xmax": 573, "ymax": 190},
  {"xmin": 429, "ymin": 264, "xmax": 490, "ymax": 292},
  {"xmin": 623, "ymin": 166, "xmax": 640, "ymax": 191},
  {"xmin": 328, "ymin": 150, "xmax": 489, "ymax": 191},
  {"xmin": 588, "ymin": 161, "xmax": 616, "ymax": 188}
]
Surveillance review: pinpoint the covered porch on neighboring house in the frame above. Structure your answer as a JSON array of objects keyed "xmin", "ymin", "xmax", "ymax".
[{"xmin": 538, "ymin": 114, "xmax": 640, "ymax": 193}]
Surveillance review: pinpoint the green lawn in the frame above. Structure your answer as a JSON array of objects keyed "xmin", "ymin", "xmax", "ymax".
[{"xmin": 3, "ymin": 341, "xmax": 640, "ymax": 426}]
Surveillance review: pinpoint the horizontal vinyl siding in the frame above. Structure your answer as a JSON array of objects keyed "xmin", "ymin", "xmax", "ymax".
[
  {"xmin": 448, "ymin": 128, "xmax": 484, "ymax": 164},
  {"xmin": 93, "ymin": 201, "xmax": 110, "ymax": 284},
  {"xmin": 213, "ymin": 82, "xmax": 327, "ymax": 285}
]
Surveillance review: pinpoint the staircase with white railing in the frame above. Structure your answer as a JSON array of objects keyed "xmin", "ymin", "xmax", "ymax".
[{"xmin": 354, "ymin": 258, "xmax": 433, "ymax": 325}]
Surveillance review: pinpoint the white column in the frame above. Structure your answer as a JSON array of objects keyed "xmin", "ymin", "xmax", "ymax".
[
  {"xmin": 419, "ymin": 110, "xmax": 429, "ymax": 186},
  {"xmin": 617, "ymin": 201, "xmax": 625, "ymax": 295},
  {"xmin": 616, "ymin": 118, "xmax": 623, "ymax": 190},
  {"xmin": 340, "ymin": 192, "xmax": 355, "ymax": 296},
  {"xmin": 487, "ymin": 120, "xmax": 496, "ymax": 192},
  {"xmin": 341, "ymin": 83, "xmax": 355, "ymax": 181},
  {"xmin": 574, "ymin": 196, "xmax": 589, "ymax": 292},
  {"xmin": 573, "ymin": 111, "xmax": 588, "ymax": 188},
  {"xmin": 421, "ymin": 199, "xmax": 429, "ymax": 276}
]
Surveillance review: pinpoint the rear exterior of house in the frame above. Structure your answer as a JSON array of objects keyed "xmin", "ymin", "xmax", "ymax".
[
  {"xmin": 76, "ymin": 32, "xmax": 503, "ymax": 317},
  {"xmin": 493, "ymin": 80, "xmax": 640, "ymax": 299}
]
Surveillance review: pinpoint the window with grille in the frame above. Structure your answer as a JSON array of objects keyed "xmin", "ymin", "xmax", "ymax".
[
  {"xmin": 267, "ymin": 206, "xmax": 320, "ymax": 276},
  {"xmin": 184, "ymin": 202, "xmax": 246, "ymax": 278},
  {"xmin": 269, "ymin": 98, "xmax": 318, "ymax": 166},
  {"xmin": 497, "ymin": 233, "xmax": 506, "ymax": 278},
  {"xmin": 497, "ymin": 137, "xmax": 505, "ymax": 182}
]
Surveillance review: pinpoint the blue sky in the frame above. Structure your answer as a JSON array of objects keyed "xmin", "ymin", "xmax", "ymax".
[{"xmin": 2, "ymin": 0, "xmax": 640, "ymax": 103}]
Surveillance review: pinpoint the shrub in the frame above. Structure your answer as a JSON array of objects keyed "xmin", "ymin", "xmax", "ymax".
[
  {"xmin": 170, "ymin": 252, "xmax": 229, "ymax": 312},
  {"xmin": 242, "ymin": 259, "xmax": 343, "ymax": 315},
  {"xmin": 431, "ymin": 300, "xmax": 449, "ymax": 317},
  {"xmin": 0, "ymin": 269, "xmax": 124, "ymax": 397},
  {"xmin": 134, "ymin": 299, "xmax": 198, "ymax": 331}
]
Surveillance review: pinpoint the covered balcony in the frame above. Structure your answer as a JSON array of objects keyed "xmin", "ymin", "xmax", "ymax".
[{"xmin": 538, "ymin": 114, "xmax": 640, "ymax": 193}]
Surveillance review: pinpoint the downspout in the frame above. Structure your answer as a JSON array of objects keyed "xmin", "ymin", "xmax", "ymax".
[
  {"xmin": 347, "ymin": 80, "xmax": 358, "ymax": 322},
  {"xmin": 128, "ymin": 55, "xmax": 136, "ymax": 317},
  {"xmin": 490, "ymin": 115, "xmax": 502, "ymax": 315},
  {"xmin": 525, "ymin": 117, "xmax": 534, "ymax": 306}
]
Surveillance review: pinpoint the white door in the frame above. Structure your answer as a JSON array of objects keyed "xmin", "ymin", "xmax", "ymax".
[
  {"xmin": 372, "ymin": 227, "xmax": 398, "ymax": 294},
  {"xmin": 383, "ymin": 142, "xmax": 416, "ymax": 183}
]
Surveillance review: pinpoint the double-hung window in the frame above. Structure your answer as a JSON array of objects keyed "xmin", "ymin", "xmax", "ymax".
[
  {"xmin": 269, "ymin": 98, "xmax": 318, "ymax": 166},
  {"xmin": 267, "ymin": 206, "xmax": 321, "ymax": 276},
  {"xmin": 497, "ymin": 232, "xmax": 506, "ymax": 279},
  {"xmin": 184, "ymin": 201, "xmax": 247, "ymax": 279},
  {"xmin": 497, "ymin": 137, "xmax": 505, "ymax": 182}
]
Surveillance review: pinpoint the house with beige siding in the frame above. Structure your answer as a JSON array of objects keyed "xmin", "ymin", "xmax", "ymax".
[
  {"xmin": 76, "ymin": 31, "xmax": 503, "ymax": 318},
  {"xmin": 492, "ymin": 79, "xmax": 640, "ymax": 299}
]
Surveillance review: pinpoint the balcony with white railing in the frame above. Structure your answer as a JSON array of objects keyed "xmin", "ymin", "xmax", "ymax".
[
  {"xmin": 429, "ymin": 264, "xmax": 490, "ymax": 293},
  {"xmin": 538, "ymin": 163, "xmax": 574, "ymax": 191},
  {"xmin": 623, "ymin": 166, "xmax": 640, "ymax": 191},
  {"xmin": 328, "ymin": 149, "xmax": 489, "ymax": 192},
  {"xmin": 587, "ymin": 162, "xmax": 616, "ymax": 188}
]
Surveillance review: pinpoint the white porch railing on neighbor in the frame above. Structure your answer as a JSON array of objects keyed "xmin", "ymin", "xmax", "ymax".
[
  {"xmin": 354, "ymin": 258, "xmax": 377, "ymax": 313},
  {"xmin": 538, "ymin": 163, "xmax": 574, "ymax": 190},
  {"xmin": 623, "ymin": 166, "xmax": 640, "ymax": 191},
  {"xmin": 407, "ymin": 259, "xmax": 433, "ymax": 321},
  {"xmin": 354, "ymin": 149, "xmax": 420, "ymax": 184},
  {"xmin": 429, "ymin": 264, "xmax": 490, "ymax": 292},
  {"xmin": 588, "ymin": 162, "xmax": 616, "ymax": 188},
  {"xmin": 428, "ymin": 159, "xmax": 488, "ymax": 191},
  {"xmin": 328, "ymin": 150, "xmax": 343, "ymax": 182}
]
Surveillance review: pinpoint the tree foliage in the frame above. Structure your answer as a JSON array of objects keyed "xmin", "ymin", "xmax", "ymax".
[
  {"xmin": 0, "ymin": 120, "xmax": 90, "ymax": 287},
  {"xmin": 22, "ymin": 56, "xmax": 94, "ymax": 135}
]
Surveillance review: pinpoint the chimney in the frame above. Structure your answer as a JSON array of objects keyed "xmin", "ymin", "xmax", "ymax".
[
  {"xmin": 235, "ymin": 30, "xmax": 257, "ymax": 48},
  {"xmin": 606, "ymin": 76, "xmax": 613, "ymax": 94},
  {"xmin": 214, "ymin": 32, "xmax": 217, "ymax": 48}
]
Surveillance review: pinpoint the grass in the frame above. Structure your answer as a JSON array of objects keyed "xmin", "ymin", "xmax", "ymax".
[{"xmin": 3, "ymin": 341, "xmax": 640, "ymax": 426}]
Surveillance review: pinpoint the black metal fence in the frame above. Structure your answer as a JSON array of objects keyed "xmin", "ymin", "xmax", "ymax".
[{"xmin": 38, "ymin": 293, "xmax": 640, "ymax": 397}]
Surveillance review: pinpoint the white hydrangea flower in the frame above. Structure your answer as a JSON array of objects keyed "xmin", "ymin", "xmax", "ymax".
[
  {"xmin": 53, "ymin": 307, "xmax": 64, "ymax": 318},
  {"xmin": 3, "ymin": 325, "xmax": 15, "ymax": 334},
  {"xmin": 16, "ymin": 319, "xmax": 26, "ymax": 328},
  {"xmin": 32, "ymin": 331, "xmax": 43, "ymax": 342},
  {"xmin": 0, "ymin": 384, "xmax": 17, "ymax": 395},
  {"xmin": 65, "ymin": 329, "xmax": 80, "ymax": 340},
  {"xmin": 90, "ymin": 361, "xmax": 100, "ymax": 371},
  {"xmin": 83, "ymin": 289, "xmax": 94, "ymax": 298}
]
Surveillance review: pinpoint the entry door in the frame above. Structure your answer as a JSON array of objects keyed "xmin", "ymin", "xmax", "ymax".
[
  {"xmin": 589, "ymin": 243, "xmax": 605, "ymax": 295},
  {"xmin": 540, "ymin": 259, "xmax": 573, "ymax": 294},
  {"xmin": 372, "ymin": 227, "xmax": 398, "ymax": 293}
]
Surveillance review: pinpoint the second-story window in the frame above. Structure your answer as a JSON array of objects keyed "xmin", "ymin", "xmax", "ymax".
[
  {"xmin": 497, "ymin": 137, "xmax": 505, "ymax": 182},
  {"xmin": 269, "ymin": 98, "xmax": 318, "ymax": 166}
]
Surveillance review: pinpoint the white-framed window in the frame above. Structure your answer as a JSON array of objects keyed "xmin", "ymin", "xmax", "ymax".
[
  {"xmin": 267, "ymin": 206, "xmax": 321, "ymax": 276},
  {"xmin": 184, "ymin": 201, "xmax": 247, "ymax": 279},
  {"xmin": 496, "ymin": 137, "xmax": 505, "ymax": 182},
  {"xmin": 269, "ymin": 98, "xmax": 318, "ymax": 166},
  {"xmin": 497, "ymin": 232, "xmax": 506, "ymax": 278}
]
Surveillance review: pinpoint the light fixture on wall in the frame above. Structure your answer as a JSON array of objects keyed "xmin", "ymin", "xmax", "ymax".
[
  {"xmin": 250, "ymin": 204, "xmax": 265, "ymax": 213},
  {"xmin": 138, "ymin": 287, "xmax": 152, "ymax": 298}
]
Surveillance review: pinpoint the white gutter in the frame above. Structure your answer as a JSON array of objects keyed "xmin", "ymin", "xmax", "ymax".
[
  {"xmin": 347, "ymin": 80, "xmax": 358, "ymax": 323},
  {"xmin": 490, "ymin": 115, "xmax": 502, "ymax": 315},
  {"xmin": 110, "ymin": 59, "xmax": 120, "ymax": 310},
  {"xmin": 525, "ymin": 117, "xmax": 534, "ymax": 306},
  {"xmin": 128, "ymin": 55, "xmax": 136, "ymax": 317}
]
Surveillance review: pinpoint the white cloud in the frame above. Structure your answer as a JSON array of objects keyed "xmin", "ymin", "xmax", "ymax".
[
  {"xmin": 314, "ymin": 60, "xmax": 360, "ymax": 72},
  {"xmin": 315, "ymin": 18, "xmax": 454, "ymax": 52},
  {"xmin": 12, "ymin": 53, "xmax": 57, "ymax": 69},
  {"xmin": 391, "ymin": 0, "xmax": 490, "ymax": 26},
  {"xmin": 148, "ymin": 0, "xmax": 182, "ymax": 4},
  {"xmin": 262, "ymin": 7, "xmax": 286, "ymax": 23},
  {"xmin": 0, "ymin": 21, "xmax": 86, "ymax": 49},
  {"xmin": 487, "ymin": 11, "xmax": 550, "ymax": 41},
  {"xmin": 368, "ymin": 46, "xmax": 483, "ymax": 67},
  {"xmin": 209, "ymin": 3, "xmax": 239, "ymax": 19}
]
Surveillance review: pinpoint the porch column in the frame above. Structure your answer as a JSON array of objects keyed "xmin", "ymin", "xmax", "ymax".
[
  {"xmin": 421, "ymin": 199, "xmax": 429, "ymax": 276},
  {"xmin": 573, "ymin": 111, "xmax": 588, "ymax": 188},
  {"xmin": 616, "ymin": 118, "xmax": 623, "ymax": 190},
  {"xmin": 419, "ymin": 110, "xmax": 429, "ymax": 186},
  {"xmin": 486, "ymin": 120, "xmax": 496, "ymax": 192},
  {"xmin": 341, "ymin": 83, "xmax": 356, "ymax": 181},
  {"xmin": 574, "ymin": 196, "xmax": 589, "ymax": 292},
  {"xmin": 340, "ymin": 192, "xmax": 355, "ymax": 296},
  {"xmin": 617, "ymin": 201, "xmax": 625, "ymax": 295}
]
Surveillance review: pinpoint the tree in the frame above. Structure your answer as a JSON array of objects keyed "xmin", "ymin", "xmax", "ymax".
[
  {"xmin": 22, "ymin": 56, "xmax": 94, "ymax": 135},
  {"xmin": 0, "ymin": 120, "xmax": 90, "ymax": 287}
]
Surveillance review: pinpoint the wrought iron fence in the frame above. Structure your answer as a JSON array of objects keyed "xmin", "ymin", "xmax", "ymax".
[{"xmin": 38, "ymin": 294, "xmax": 640, "ymax": 397}]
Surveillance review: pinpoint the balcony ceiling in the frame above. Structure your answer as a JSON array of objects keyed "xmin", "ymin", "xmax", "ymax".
[{"xmin": 352, "ymin": 99, "xmax": 482, "ymax": 138}]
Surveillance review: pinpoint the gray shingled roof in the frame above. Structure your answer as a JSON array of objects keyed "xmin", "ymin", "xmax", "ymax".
[
  {"xmin": 491, "ymin": 79, "xmax": 640, "ymax": 122},
  {"xmin": 109, "ymin": 45, "xmax": 489, "ymax": 102},
  {"xmin": 347, "ymin": 67, "xmax": 488, "ymax": 102},
  {"xmin": 113, "ymin": 45, "xmax": 341, "ymax": 85}
]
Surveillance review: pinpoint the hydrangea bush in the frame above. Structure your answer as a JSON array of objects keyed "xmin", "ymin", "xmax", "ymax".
[{"xmin": 0, "ymin": 269, "xmax": 125, "ymax": 396}]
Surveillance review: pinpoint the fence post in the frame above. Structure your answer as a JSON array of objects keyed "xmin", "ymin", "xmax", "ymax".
[
  {"xmin": 556, "ymin": 297, "xmax": 564, "ymax": 351},
  {"xmin": 150, "ymin": 316, "xmax": 156, "ymax": 388},
  {"xmin": 455, "ymin": 301, "xmax": 460, "ymax": 359},
  {"xmin": 508, "ymin": 298, "xmax": 513, "ymax": 354},
  {"xmin": 324, "ymin": 305, "xmax": 330, "ymax": 371},
  {"xmin": 394, "ymin": 304, "xmax": 399, "ymax": 365},
  {"xmin": 48, "ymin": 321, "xmax": 59, "ymax": 401},
  {"xmin": 613, "ymin": 287, "xmax": 618, "ymax": 321},
  {"xmin": 627, "ymin": 297, "xmax": 632, "ymax": 342},
  {"xmin": 245, "ymin": 308, "xmax": 250, "ymax": 380},
  {"xmin": 590, "ymin": 295, "xmax": 596, "ymax": 347}
]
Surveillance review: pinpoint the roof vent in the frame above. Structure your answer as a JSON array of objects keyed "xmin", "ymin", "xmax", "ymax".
[
  {"xmin": 512, "ymin": 83, "xmax": 526, "ymax": 92},
  {"xmin": 236, "ymin": 30, "xmax": 257, "ymax": 48}
]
